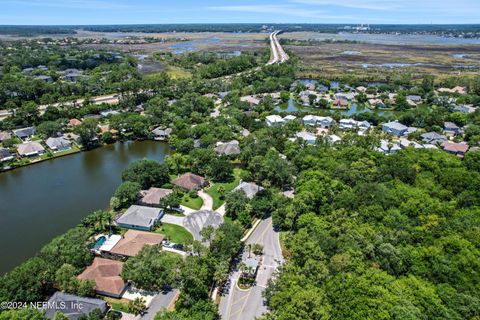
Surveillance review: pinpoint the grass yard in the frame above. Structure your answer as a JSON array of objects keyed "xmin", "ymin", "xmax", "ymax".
[
  {"xmin": 180, "ymin": 193, "xmax": 203, "ymax": 210},
  {"xmin": 165, "ymin": 66, "xmax": 192, "ymax": 79},
  {"xmin": 155, "ymin": 223, "xmax": 193, "ymax": 245},
  {"xmin": 206, "ymin": 168, "xmax": 244, "ymax": 210},
  {"xmin": 103, "ymin": 297, "xmax": 130, "ymax": 313}
]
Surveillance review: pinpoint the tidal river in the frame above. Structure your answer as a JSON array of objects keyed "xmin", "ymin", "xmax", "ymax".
[{"xmin": 0, "ymin": 140, "xmax": 169, "ymax": 275}]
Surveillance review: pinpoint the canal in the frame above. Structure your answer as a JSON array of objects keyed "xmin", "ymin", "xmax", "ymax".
[{"xmin": 0, "ymin": 140, "xmax": 169, "ymax": 275}]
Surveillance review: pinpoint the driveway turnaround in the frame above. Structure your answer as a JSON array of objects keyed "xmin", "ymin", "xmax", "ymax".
[
  {"xmin": 161, "ymin": 211, "xmax": 223, "ymax": 241},
  {"xmin": 183, "ymin": 210, "xmax": 223, "ymax": 241},
  {"xmin": 219, "ymin": 217, "xmax": 283, "ymax": 320}
]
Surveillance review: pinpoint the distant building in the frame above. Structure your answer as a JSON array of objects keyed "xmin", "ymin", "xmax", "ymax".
[
  {"xmin": 265, "ymin": 115, "xmax": 285, "ymax": 127},
  {"xmin": 152, "ymin": 127, "xmax": 172, "ymax": 140},
  {"xmin": 441, "ymin": 141, "xmax": 469, "ymax": 158},
  {"xmin": 444, "ymin": 122, "xmax": 461, "ymax": 135},
  {"xmin": 0, "ymin": 131, "xmax": 12, "ymax": 143},
  {"xmin": 294, "ymin": 131, "xmax": 317, "ymax": 144},
  {"xmin": 382, "ymin": 121, "xmax": 408, "ymax": 137},
  {"xmin": 0, "ymin": 148, "xmax": 14, "ymax": 162},
  {"xmin": 421, "ymin": 132, "xmax": 447, "ymax": 145},
  {"xmin": 215, "ymin": 140, "xmax": 241, "ymax": 155},
  {"xmin": 139, "ymin": 187, "xmax": 173, "ymax": 207},
  {"xmin": 233, "ymin": 181, "xmax": 264, "ymax": 199}
]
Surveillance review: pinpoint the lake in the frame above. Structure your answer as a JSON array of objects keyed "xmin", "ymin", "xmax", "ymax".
[{"xmin": 0, "ymin": 140, "xmax": 169, "ymax": 275}]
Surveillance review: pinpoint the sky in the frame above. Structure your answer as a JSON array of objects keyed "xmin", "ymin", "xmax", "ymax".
[{"xmin": 1, "ymin": 0, "xmax": 479, "ymax": 25}]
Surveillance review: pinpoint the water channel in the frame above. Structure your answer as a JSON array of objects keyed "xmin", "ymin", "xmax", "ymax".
[{"xmin": 0, "ymin": 140, "xmax": 169, "ymax": 274}]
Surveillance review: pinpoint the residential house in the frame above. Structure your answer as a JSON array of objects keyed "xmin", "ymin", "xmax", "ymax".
[
  {"xmin": 333, "ymin": 98, "xmax": 348, "ymax": 108},
  {"xmin": 376, "ymin": 139, "xmax": 401, "ymax": 154},
  {"xmin": 233, "ymin": 181, "xmax": 264, "ymax": 199},
  {"xmin": 109, "ymin": 230, "xmax": 164, "ymax": 258},
  {"xmin": 368, "ymin": 98, "xmax": 385, "ymax": 108},
  {"xmin": 421, "ymin": 132, "xmax": 447, "ymax": 145},
  {"xmin": 240, "ymin": 95, "xmax": 261, "ymax": 106},
  {"xmin": 0, "ymin": 109, "xmax": 13, "ymax": 121},
  {"xmin": 302, "ymin": 115, "xmax": 335, "ymax": 128},
  {"xmin": 46, "ymin": 137, "xmax": 72, "ymax": 152},
  {"xmin": 68, "ymin": 118, "xmax": 82, "ymax": 127},
  {"xmin": 0, "ymin": 148, "xmax": 14, "ymax": 162},
  {"xmin": 399, "ymin": 138, "xmax": 424, "ymax": 149},
  {"xmin": 382, "ymin": 121, "xmax": 408, "ymax": 137},
  {"xmin": 139, "ymin": 187, "xmax": 173, "ymax": 207},
  {"xmin": 356, "ymin": 86, "xmax": 367, "ymax": 93},
  {"xmin": 100, "ymin": 110, "xmax": 120, "ymax": 117},
  {"xmin": 283, "ymin": 115, "xmax": 297, "ymax": 122},
  {"xmin": 116, "ymin": 205, "xmax": 164, "ymax": 231},
  {"xmin": 34, "ymin": 75, "xmax": 53, "ymax": 82},
  {"xmin": 215, "ymin": 140, "xmax": 241, "ymax": 156},
  {"xmin": 172, "ymin": 172, "xmax": 208, "ymax": 190},
  {"xmin": 437, "ymin": 86, "xmax": 467, "ymax": 95},
  {"xmin": 17, "ymin": 141, "xmax": 45, "ymax": 157},
  {"xmin": 294, "ymin": 131, "xmax": 317, "ymax": 144},
  {"xmin": 77, "ymin": 258, "xmax": 126, "ymax": 298},
  {"xmin": 265, "ymin": 115, "xmax": 285, "ymax": 127},
  {"xmin": 407, "ymin": 95, "xmax": 422, "ymax": 103},
  {"xmin": 444, "ymin": 122, "xmax": 461, "ymax": 135},
  {"xmin": 453, "ymin": 105, "xmax": 476, "ymax": 114},
  {"xmin": 13, "ymin": 127, "xmax": 36, "ymax": 140},
  {"xmin": 328, "ymin": 134, "xmax": 342, "ymax": 144},
  {"xmin": 441, "ymin": 141, "xmax": 469, "ymax": 157},
  {"xmin": 0, "ymin": 131, "xmax": 11, "ymax": 143},
  {"xmin": 335, "ymin": 92, "xmax": 355, "ymax": 101},
  {"xmin": 152, "ymin": 127, "xmax": 172, "ymax": 140},
  {"xmin": 44, "ymin": 292, "xmax": 108, "ymax": 320},
  {"xmin": 61, "ymin": 69, "xmax": 83, "ymax": 82}
]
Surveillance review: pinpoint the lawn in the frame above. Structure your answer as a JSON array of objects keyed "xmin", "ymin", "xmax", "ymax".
[
  {"xmin": 155, "ymin": 223, "xmax": 193, "ymax": 245},
  {"xmin": 165, "ymin": 66, "xmax": 192, "ymax": 79},
  {"xmin": 180, "ymin": 193, "xmax": 203, "ymax": 210},
  {"xmin": 206, "ymin": 168, "xmax": 244, "ymax": 210},
  {"xmin": 103, "ymin": 297, "xmax": 130, "ymax": 313}
]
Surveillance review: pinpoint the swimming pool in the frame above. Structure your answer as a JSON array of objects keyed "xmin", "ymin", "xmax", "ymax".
[{"xmin": 92, "ymin": 236, "xmax": 106, "ymax": 250}]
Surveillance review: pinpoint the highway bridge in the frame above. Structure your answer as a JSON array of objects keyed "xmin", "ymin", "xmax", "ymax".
[{"xmin": 267, "ymin": 30, "xmax": 289, "ymax": 65}]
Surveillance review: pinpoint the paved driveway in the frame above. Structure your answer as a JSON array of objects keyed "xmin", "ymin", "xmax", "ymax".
[
  {"xmin": 183, "ymin": 210, "xmax": 223, "ymax": 241},
  {"xmin": 198, "ymin": 190, "xmax": 213, "ymax": 211},
  {"xmin": 161, "ymin": 211, "xmax": 223, "ymax": 241},
  {"xmin": 138, "ymin": 289, "xmax": 179, "ymax": 320}
]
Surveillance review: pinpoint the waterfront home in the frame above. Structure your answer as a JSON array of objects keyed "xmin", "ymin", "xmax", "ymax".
[
  {"xmin": 13, "ymin": 127, "xmax": 35, "ymax": 140},
  {"xmin": 382, "ymin": 121, "xmax": 408, "ymax": 137},
  {"xmin": 68, "ymin": 118, "xmax": 82, "ymax": 127},
  {"xmin": 152, "ymin": 127, "xmax": 172, "ymax": 140},
  {"xmin": 44, "ymin": 292, "xmax": 108, "ymax": 319},
  {"xmin": 172, "ymin": 172, "xmax": 208, "ymax": 190},
  {"xmin": 0, "ymin": 148, "xmax": 14, "ymax": 162},
  {"xmin": 215, "ymin": 140, "xmax": 241, "ymax": 156},
  {"xmin": 116, "ymin": 205, "xmax": 164, "ymax": 231},
  {"xmin": 233, "ymin": 181, "xmax": 264, "ymax": 199},
  {"xmin": 0, "ymin": 131, "xmax": 11, "ymax": 143},
  {"xmin": 91, "ymin": 234, "xmax": 122, "ymax": 256},
  {"xmin": 284, "ymin": 115, "xmax": 297, "ymax": 122},
  {"xmin": 441, "ymin": 141, "xmax": 469, "ymax": 158},
  {"xmin": 368, "ymin": 98, "xmax": 386, "ymax": 108},
  {"xmin": 17, "ymin": 141, "xmax": 45, "ymax": 157},
  {"xmin": 339, "ymin": 119, "xmax": 371, "ymax": 130},
  {"xmin": 139, "ymin": 187, "xmax": 173, "ymax": 207},
  {"xmin": 335, "ymin": 92, "xmax": 355, "ymax": 101},
  {"xmin": 109, "ymin": 230, "xmax": 165, "ymax": 258},
  {"xmin": 444, "ymin": 122, "xmax": 461, "ymax": 135},
  {"xmin": 63, "ymin": 133, "xmax": 81, "ymax": 143},
  {"xmin": 302, "ymin": 115, "xmax": 335, "ymax": 128},
  {"xmin": 77, "ymin": 258, "xmax": 126, "ymax": 298},
  {"xmin": 46, "ymin": 137, "xmax": 72, "ymax": 152},
  {"xmin": 294, "ymin": 131, "xmax": 317, "ymax": 145},
  {"xmin": 421, "ymin": 132, "xmax": 447, "ymax": 145},
  {"xmin": 265, "ymin": 115, "xmax": 285, "ymax": 127}
]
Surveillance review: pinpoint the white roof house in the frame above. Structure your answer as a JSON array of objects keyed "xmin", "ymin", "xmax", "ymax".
[
  {"xmin": 302, "ymin": 115, "xmax": 335, "ymax": 128},
  {"xmin": 265, "ymin": 115, "xmax": 285, "ymax": 127},
  {"xmin": 295, "ymin": 131, "xmax": 317, "ymax": 144}
]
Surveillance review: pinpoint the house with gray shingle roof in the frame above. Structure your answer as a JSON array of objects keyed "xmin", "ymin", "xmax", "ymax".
[
  {"xmin": 0, "ymin": 148, "xmax": 14, "ymax": 162},
  {"xmin": 116, "ymin": 205, "xmax": 164, "ymax": 231},
  {"xmin": 13, "ymin": 127, "xmax": 35, "ymax": 141},
  {"xmin": 0, "ymin": 131, "xmax": 11, "ymax": 143},
  {"xmin": 233, "ymin": 181, "xmax": 264, "ymax": 199},
  {"xmin": 44, "ymin": 292, "xmax": 108, "ymax": 320},
  {"xmin": 421, "ymin": 132, "xmax": 447, "ymax": 145},
  {"xmin": 382, "ymin": 121, "xmax": 408, "ymax": 137},
  {"xmin": 46, "ymin": 137, "xmax": 72, "ymax": 152},
  {"xmin": 215, "ymin": 140, "xmax": 241, "ymax": 155}
]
